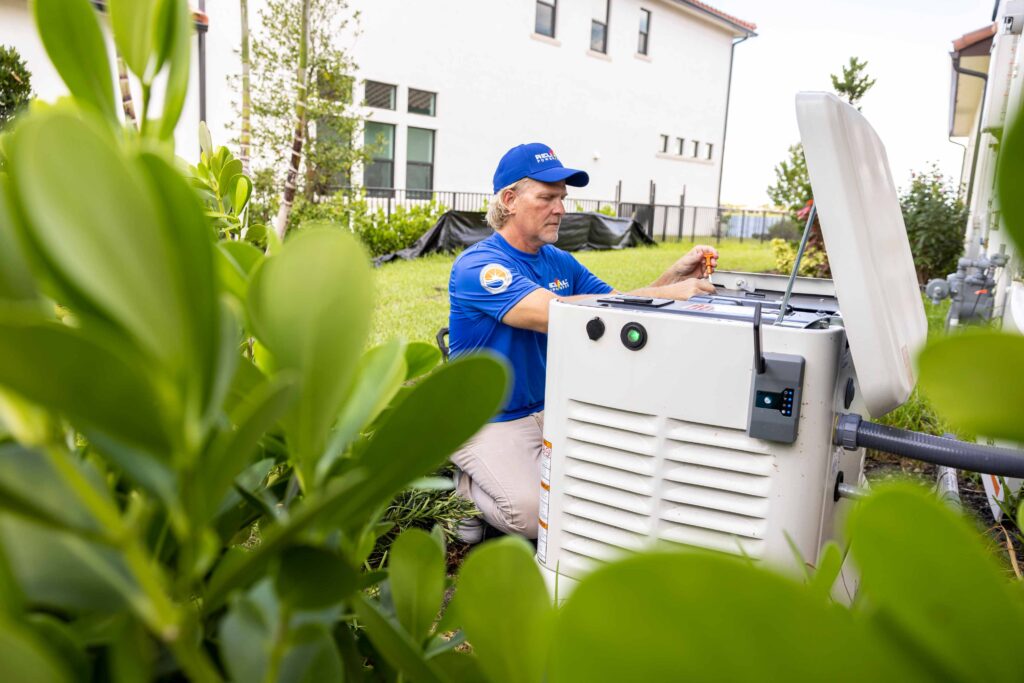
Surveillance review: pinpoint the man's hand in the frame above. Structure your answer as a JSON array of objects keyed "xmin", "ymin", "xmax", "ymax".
[
  {"xmin": 660, "ymin": 278, "xmax": 716, "ymax": 300},
  {"xmin": 669, "ymin": 244, "xmax": 719, "ymax": 281}
]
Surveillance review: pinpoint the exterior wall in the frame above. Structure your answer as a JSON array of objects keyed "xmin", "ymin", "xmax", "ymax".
[
  {"xmin": 345, "ymin": 0, "xmax": 738, "ymax": 206},
  {"xmin": 0, "ymin": 0, "xmax": 203, "ymax": 161}
]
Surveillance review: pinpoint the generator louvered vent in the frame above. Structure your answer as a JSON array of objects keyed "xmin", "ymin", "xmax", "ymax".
[{"xmin": 556, "ymin": 400, "xmax": 774, "ymax": 572}]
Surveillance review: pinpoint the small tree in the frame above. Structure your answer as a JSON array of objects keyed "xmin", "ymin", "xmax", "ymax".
[
  {"xmin": 0, "ymin": 45, "xmax": 33, "ymax": 128},
  {"xmin": 831, "ymin": 56, "xmax": 876, "ymax": 111},
  {"xmin": 766, "ymin": 143, "xmax": 813, "ymax": 219},
  {"xmin": 246, "ymin": 0, "xmax": 365, "ymax": 235},
  {"xmin": 900, "ymin": 165, "xmax": 968, "ymax": 283}
]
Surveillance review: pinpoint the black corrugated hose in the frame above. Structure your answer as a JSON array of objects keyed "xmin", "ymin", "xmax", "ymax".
[{"xmin": 834, "ymin": 413, "xmax": 1024, "ymax": 478}]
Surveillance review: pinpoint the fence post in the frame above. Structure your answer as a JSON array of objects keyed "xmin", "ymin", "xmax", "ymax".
[
  {"xmin": 615, "ymin": 180, "xmax": 622, "ymax": 217},
  {"xmin": 715, "ymin": 207, "xmax": 722, "ymax": 245},
  {"xmin": 677, "ymin": 192, "xmax": 685, "ymax": 241},
  {"xmin": 647, "ymin": 180, "xmax": 656, "ymax": 239},
  {"xmin": 760, "ymin": 210, "xmax": 767, "ymax": 243},
  {"xmin": 690, "ymin": 207, "xmax": 696, "ymax": 242},
  {"xmin": 739, "ymin": 210, "xmax": 745, "ymax": 243}
]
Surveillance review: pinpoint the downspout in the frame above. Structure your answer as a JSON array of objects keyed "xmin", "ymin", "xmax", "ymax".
[
  {"xmin": 953, "ymin": 54, "xmax": 989, "ymax": 211},
  {"xmin": 715, "ymin": 33, "xmax": 751, "ymax": 212}
]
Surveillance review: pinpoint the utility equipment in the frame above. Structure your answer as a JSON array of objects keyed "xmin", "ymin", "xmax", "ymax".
[{"xmin": 536, "ymin": 93, "xmax": 1024, "ymax": 601}]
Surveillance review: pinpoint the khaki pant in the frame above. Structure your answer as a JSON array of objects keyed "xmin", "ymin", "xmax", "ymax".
[{"xmin": 451, "ymin": 411, "xmax": 544, "ymax": 539}]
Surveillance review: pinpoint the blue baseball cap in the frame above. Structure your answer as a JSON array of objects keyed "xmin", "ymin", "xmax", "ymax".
[{"xmin": 492, "ymin": 143, "xmax": 589, "ymax": 194}]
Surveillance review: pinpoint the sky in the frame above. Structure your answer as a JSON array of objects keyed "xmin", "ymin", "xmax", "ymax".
[{"xmin": 717, "ymin": 0, "xmax": 996, "ymax": 206}]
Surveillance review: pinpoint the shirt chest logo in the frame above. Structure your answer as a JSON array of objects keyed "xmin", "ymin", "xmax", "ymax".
[
  {"xmin": 548, "ymin": 277, "xmax": 569, "ymax": 292},
  {"xmin": 480, "ymin": 264, "xmax": 512, "ymax": 294}
]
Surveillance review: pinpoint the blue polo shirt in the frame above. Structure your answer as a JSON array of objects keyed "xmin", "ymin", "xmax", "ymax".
[{"xmin": 448, "ymin": 232, "xmax": 612, "ymax": 421}]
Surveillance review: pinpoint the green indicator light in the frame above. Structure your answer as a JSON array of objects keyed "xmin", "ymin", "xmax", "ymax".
[{"xmin": 628, "ymin": 329, "xmax": 641, "ymax": 343}]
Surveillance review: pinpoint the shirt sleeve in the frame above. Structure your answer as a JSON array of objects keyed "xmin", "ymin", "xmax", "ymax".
[
  {"xmin": 569, "ymin": 256, "xmax": 614, "ymax": 296},
  {"xmin": 450, "ymin": 251, "xmax": 541, "ymax": 322}
]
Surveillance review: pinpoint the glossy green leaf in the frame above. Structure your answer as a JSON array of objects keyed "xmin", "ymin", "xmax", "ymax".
[
  {"xmin": 997, "ymin": 100, "xmax": 1024, "ymax": 252},
  {"xmin": 389, "ymin": 528, "xmax": 445, "ymax": 645},
  {"xmin": 200, "ymin": 375, "xmax": 295, "ymax": 523},
  {"xmin": 918, "ymin": 331, "xmax": 1024, "ymax": 443},
  {"xmin": 136, "ymin": 151, "xmax": 224, "ymax": 429},
  {"xmin": 320, "ymin": 339, "xmax": 407, "ymax": 482},
  {"xmin": 336, "ymin": 353, "xmax": 507, "ymax": 534},
  {"xmin": 219, "ymin": 583, "xmax": 275, "ymax": 683},
  {"xmin": 275, "ymin": 545, "xmax": 358, "ymax": 610},
  {"xmin": 277, "ymin": 623, "xmax": 344, "ymax": 683},
  {"xmin": 0, "ymin": 444, "xmax": 106, "ymax": 540},
  {"xmin": 157, "ymin": 0, "xmax": 191, "ymax": 140},
  {"xmin": 0, "ymin": 615, "xmax": 74, "ymax": 683},
  {"xmin": 108, "ymin": 0, "xmax": 156, "ymax": 78},
  {"xmin": 551, "ymin": 549, "xmax": 921, "ymax": 683},
  {"xmin": 218, "ymin": 159, "xmax": 243, "ymax": 199},
  {"xmin": 32, "ymin": 0, "xmax": 116, "ymax": 122},
  {"xmin": 352, "ymin": 594, "xmax": 448, "ymax": 683},
  {"xmin": 453, "ymin": 537, "xmax": 553, "ymax": 683},
  {"xmin": 0, "ymin": 311, "xmax": 171, "ymax": 456},
  {"xmin": 0, "ymin": 516, "xmax": 131, "ymax": 615},
  {"xmin": 808, "ymin": 540, "xmax": 845, "ymax": 601},
  {"xmin": 233, "ymin": 174, "xmax": 253, "ymax": 213},
  {"xmin": 0, "ymin": 178, "xmax": 37, "ymax": 302},
  {"xmin": 7, "ymin": 110, "xmax": 193, "ymax": 373},
  {"xmin": 405, "ymin": 341, "xmax": 442, "ymax": 380},
  {"xmin": 430, "ymin": 651, "xmax": 488, "ymax": 683},
  {"xmin": 216, "ymin": 241, "xmax": 264, "ymax": 303},
  {"xmin": 848, "ymin": 484, "xmax": 1024, "ymax": 681},
  {"xmin": 247, "ymin": 228, "xmax": 373, "ymax": 489}
]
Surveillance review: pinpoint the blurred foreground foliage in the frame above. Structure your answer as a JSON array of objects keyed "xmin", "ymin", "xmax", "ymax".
[{"xmin": 0, "ymin": 2, "xmax": 1021, "ymax": 681}]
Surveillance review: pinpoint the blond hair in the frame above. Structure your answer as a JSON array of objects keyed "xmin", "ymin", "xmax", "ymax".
[{"xmin": 486, "ymin": 178, "xmax": 533, "ymax": 230}]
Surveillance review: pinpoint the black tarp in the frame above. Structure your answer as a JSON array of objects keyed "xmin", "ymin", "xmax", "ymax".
[{"xmin": 374, "ymin": 210, "xmax": 655, "ymax": 265}]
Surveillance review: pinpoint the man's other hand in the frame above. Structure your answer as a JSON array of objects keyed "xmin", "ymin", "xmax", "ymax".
[
  {"xmin": 671, "ymin": 244, "xmax": 719, "ymax": 280},
  {"xmin": 661, "ymin": 278, "xmax": 716, "ymax": 300}
]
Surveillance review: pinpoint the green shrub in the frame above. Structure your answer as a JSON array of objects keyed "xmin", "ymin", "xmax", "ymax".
[
  {"xmin": 0, "ymin": 44, "xmax": 32, "ymax": 129},
  {"xmin": 292, "ymin": 191, "xmax": 447, "ymax": 256},
  {"xmin": 770, "ymin": 237, "xmax": 829, "ymax": 277},
  {"xmin": 900, "ymin": 165, "xmax": 969, "ymax": 283},
  {"xmin": 767, "ymin": 218, "xmax": 802, "ymax": 241}
]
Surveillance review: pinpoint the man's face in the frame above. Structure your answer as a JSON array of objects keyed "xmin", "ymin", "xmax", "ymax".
[{"xmin": 509, "ymin": 179, "xmax": 567, "ymax": 246}]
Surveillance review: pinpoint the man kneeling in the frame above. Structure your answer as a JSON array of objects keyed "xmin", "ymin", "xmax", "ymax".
[{"xmin": 447, "ymin": 143, "xmax": 718, "ymax": 541}]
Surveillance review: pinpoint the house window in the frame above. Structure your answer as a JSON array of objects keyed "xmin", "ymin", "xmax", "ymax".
[
  {"xmin": 659, "ymin": 134, "xmax": 668, "ymax": 153},
  {"xmin": 365, "ymin": 80, "xmax": 396, "ymax": 110},
  {"xmin": 676, "ymin": 137, "xmax": 685, "ymax": 155},
  {"xmin": 408, "ymin": 88, "xmax": 436, "ymax": 116},
  {"xmin": 363, "ymin": 121, "xmax": 395, "ymax": 195},
  {"xmin": 591, "ymin": 0, "xmax": 609, "ymax": 53},
  {"xmin": 638, "ymin": 9, "xmax": 651, "ymax": 55},
  {"xmin": 690, "ymin": 140, "xmax": 700, "ymax": 157},
  {"xmin": 706, "ymin": 142, "xmax": 714, "ymax": 160},
  {"xmin": 407, "ymin": 127, "xmax": 435, "ymax": 199},
  {"xmin": 535, "ymin": 0, "xmax": 556, "ymax": 37}
]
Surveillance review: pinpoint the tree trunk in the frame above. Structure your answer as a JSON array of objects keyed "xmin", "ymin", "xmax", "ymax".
[
  {"xmin": 116, "ymin": 55, "xmax": 138, "ymax": 129},
  {"xmin": 239, "ymin": 0, "xmax": 252, "ymax": 176},
  {"xmin": 273, "ymin": 0, "xmax": 310, "ymax": 240}
]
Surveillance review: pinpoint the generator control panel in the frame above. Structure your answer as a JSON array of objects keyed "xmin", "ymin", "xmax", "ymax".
[{"xmin": 746, "ymin": 304, "xmax": 805, "ymax": 443}]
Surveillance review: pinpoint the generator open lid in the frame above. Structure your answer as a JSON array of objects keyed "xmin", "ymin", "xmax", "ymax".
[{"xmin": 795, "ymin": 92, "xmax": 927, "ymax": 417}]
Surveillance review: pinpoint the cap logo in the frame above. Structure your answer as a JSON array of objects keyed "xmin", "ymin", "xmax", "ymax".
[
  {"xmin": 534, "ymin": 149, "xmax": 557, "ymax": 163},
  {"xmin": 480, "ymin": 264, "xmax": 512, "ymax": 294}
]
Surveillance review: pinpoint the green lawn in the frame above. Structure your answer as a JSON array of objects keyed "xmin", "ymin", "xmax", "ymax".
[{"xmin": 369, "ymin": 238, "xmax": 777, "ymax": 346}]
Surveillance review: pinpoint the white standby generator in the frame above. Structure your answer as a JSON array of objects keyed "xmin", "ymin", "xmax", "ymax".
[{"xmin": 537, "ymin": 93, "xmax": 929, "ymax": 600}]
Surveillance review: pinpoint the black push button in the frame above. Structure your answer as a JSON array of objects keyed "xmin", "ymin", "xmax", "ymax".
[
  {"xmin": 586, "ymin": 317, "xmax": 605, "ymax": 341},
  {"xmin": 620, "ymin": 322, "xmax": 648, "ymax": 350}
]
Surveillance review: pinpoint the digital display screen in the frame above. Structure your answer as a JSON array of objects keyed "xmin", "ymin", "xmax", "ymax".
[{"xmin": 755, "ymin": 388, "xmax": 794, "ymax": 417}]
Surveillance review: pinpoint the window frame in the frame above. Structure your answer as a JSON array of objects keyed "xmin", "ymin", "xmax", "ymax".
[
  {"xmin": 364, "ymin": 80, "xmax": 397, "ymax": 111},
  {"xmin": 676, "ymin": 137, "xmax": 685, "ymax": 156},
  {"xmin": 535, "ymin": 0, "xmax": 557, "ymax": 38},
  {"xmin": 590, "ymin": 0, "xmax": 610, "ymax": 53},
  {"xmin": 406, "ymin": 126, "xmax": 435, "ymax": 199},
  {"xmin": 638, "ymin": 8, "xmax": 651, "ymax": 55},
  {"xmin": 706, "ymin": 142, "xmax": 714, "ymax": 160},
  {"xmin": 690, "ymin": 139, "xmax": 700, "ymax": 158},
  {"xmin": 659, "ymin": 134, "xmax": 668, "ymax": 154},
  {"xmin": 363, "ymin": 121, "xmax": 396, "ymax": 196},
  {"xmin": 407, "ymin": 88, "xmax": 437, "ymax": 116}
]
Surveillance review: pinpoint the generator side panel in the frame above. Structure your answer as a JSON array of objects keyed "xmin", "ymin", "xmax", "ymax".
[{"xmin": 539, "ymin": 301, "xmax": 846, "ymax": 582}]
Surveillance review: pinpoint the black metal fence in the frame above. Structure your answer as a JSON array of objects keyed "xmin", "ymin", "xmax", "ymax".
[{"xmin": 330, "ymin": 186, "xmax": 789, "ymax": 243}]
